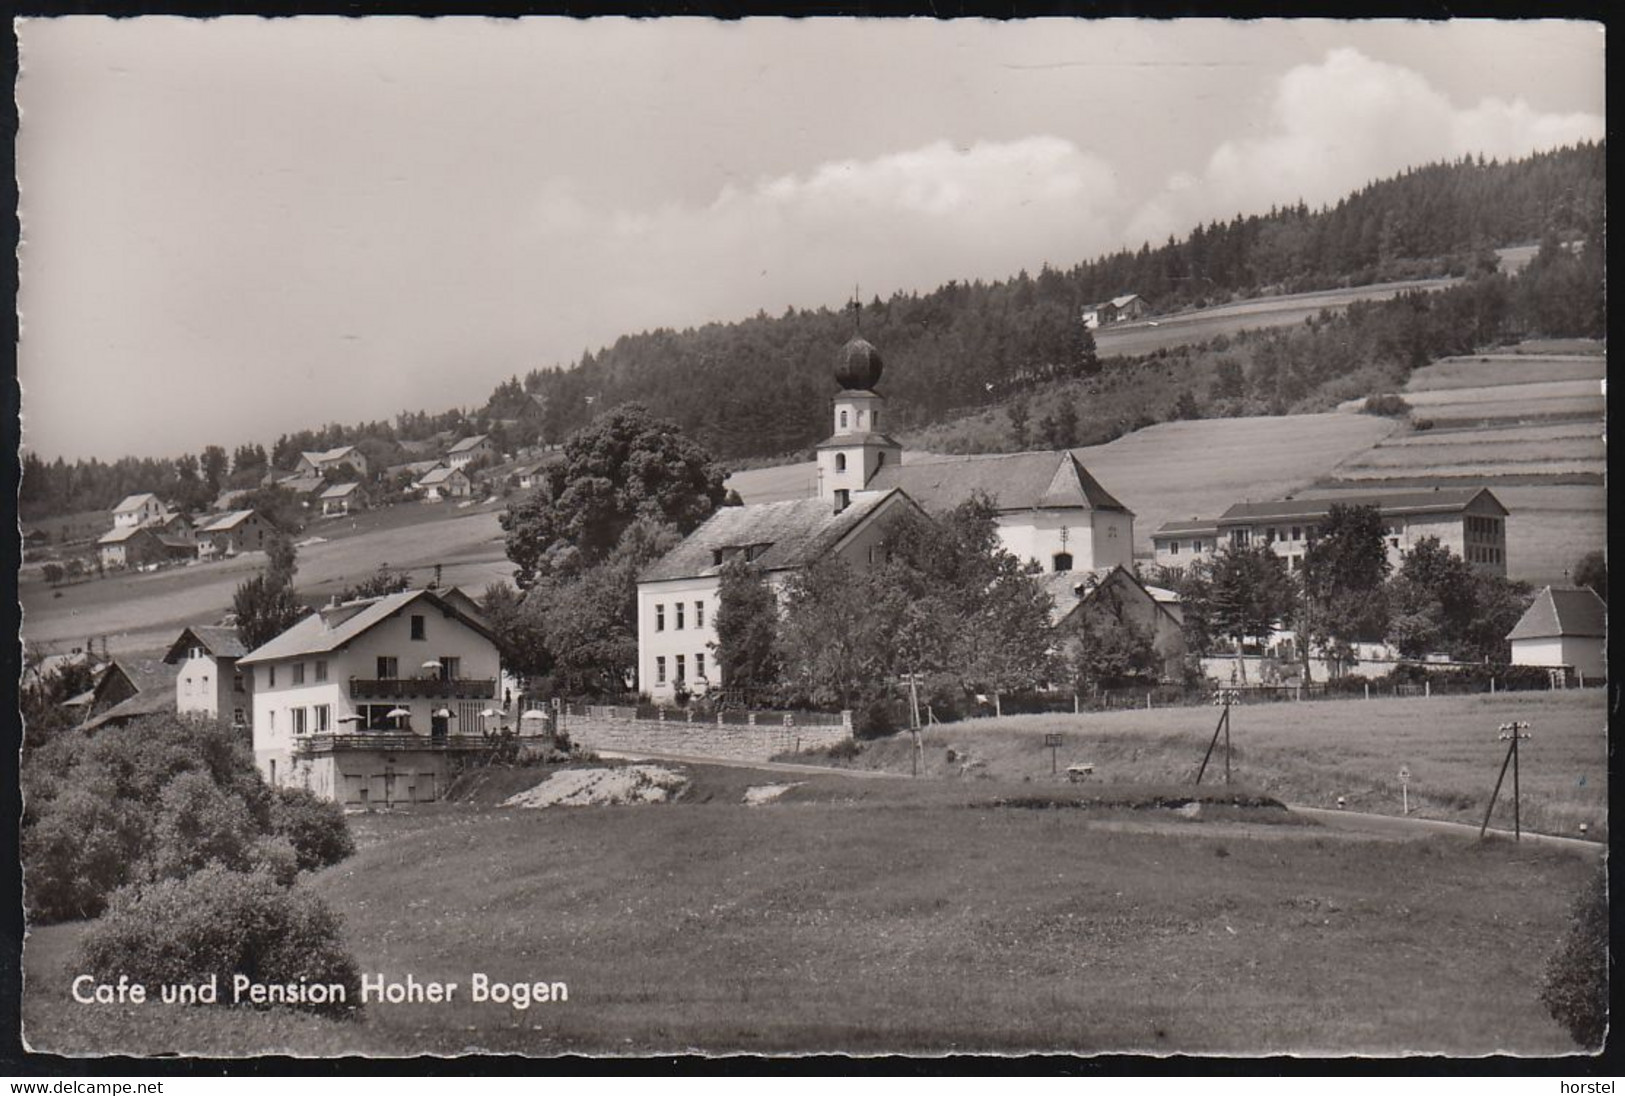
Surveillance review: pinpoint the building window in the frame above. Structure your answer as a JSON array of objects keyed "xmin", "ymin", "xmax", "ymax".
[
  {"xmin": 1231, "ymin": 530, "xmax": 1248, "ymax": 547},
  {"xmin": 876, "ymin": 451, "xmax": 885, "ymax": 467},
  {"xmin": 872, "ymin": 410, "xmax": 880, "ymax": 429},
  {"xmin": 1292, "ymin": 526, "xmax": 1302, "ymax": 541},
  {"xmin": 675, "ymin": 654, "xmax": 686, "ymax": 682},
  {"xmin": 695, "ymin": 601, "xmax": 704, "ymax": 628},
  {"xmin": 835, "ymin": 453, "xmax": 847, "ymax": 472},
  {"xmin": 440, "ymin": 656, "xmax": 460, "ymax": 680},
  {"xmin": 184, "ymin": 676, "xmax": 193, "ymax": 695},
  {"xmin": 315, "ymin": 660, "xmax": 327, "ymax": 683},
  {"xmin": 1169, "ymin": 542, "xmax": 1180, "ymax": 556},
  {"xmin": 1053, "ymin": 552, "xmax": 1073, "ymax": 573},
  {"xmin": 267, "ymin": 665, "xmax": 276, "ymax": 688},
  {"xmin": 315, "ymin": 704, "xmax": 331, "ymax": 732},
  {"xmin": 233, "ymin": 672, "xmax": 245, "ymax": 694},
  {"xmin": 839, "ymin": 410, "xmax": 848, "ymax": 429},
  {"xmin": 292, "ymin": 662, "xmax": 306, "ymax": 685},
  {"xmin": 656, "ymin": 657, "xmax": 666, "ymax": 684},
  {"xmin": 411, "ymin": 615, "xmax": 426, "ymax": 640},
  {"xmin": 1107, "ymin": 526, "xmax": 1118, "ymax": 539},
  {"xmin": 291, "ymin": 707, "xmax": 307, "ymax": 735},
  {"xmin": 834, "ymin": 489, "xmax": 850, "ymax": 510},
  {"xmin": 695, "ymin": 652, "xmax": 706, "ymax": 681},
  {"xmin": 656, "ymin": 604, "xmax": 665, "ymax": 631},
  {"xmin": 676, "ymin": 602, "xmax": 685, "ymax": 630},
  {"xmin": 233, "ymin": 707, "xmax": 246, "ymax": 726},
  {"xmin": 377, "ymin": 656, "xmax": 398, "ymax": 679}
]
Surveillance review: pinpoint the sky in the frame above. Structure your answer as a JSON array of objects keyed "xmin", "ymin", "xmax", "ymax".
[{"xmin": 15, "ymin": 17, "xmax": 1606, "ymax": 462}]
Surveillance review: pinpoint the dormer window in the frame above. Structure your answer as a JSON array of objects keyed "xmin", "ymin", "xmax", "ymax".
[{"xmin": 745, "ymin": 543, "xmax": 771, "ymax": 562}]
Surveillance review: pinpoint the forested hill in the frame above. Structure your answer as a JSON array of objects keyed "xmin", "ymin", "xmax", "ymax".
[
  {"xmin": 18, "ymin": 143, "xmax": 1604, "ymax": 521},
  {"xmin": 513, "ymin": 143, "xmax": 1604, "ymax": 460}
]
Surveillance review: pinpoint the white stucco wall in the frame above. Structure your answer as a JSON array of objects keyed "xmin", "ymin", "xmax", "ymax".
[{"xmin": 1512, "ymin": 636, "xmax": 1605, "ymax": 679}]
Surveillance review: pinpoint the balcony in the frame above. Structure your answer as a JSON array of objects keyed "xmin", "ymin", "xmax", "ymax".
[
  {"xmin": 293, "ymin": 733, "xmax": 499, "ymax": 756},
  {"xmin": 348, "ymin": 677, "xmax": 497, "ymax": 701}
]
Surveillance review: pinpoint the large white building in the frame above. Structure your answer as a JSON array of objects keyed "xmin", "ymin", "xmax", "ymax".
[
  {"xmin": 238, "ymin": 588, "xmax": 503, "ymax": 805},
  {"xmin": 634, "ymin": 332, "xmax": 1138, "ymax": 702}
]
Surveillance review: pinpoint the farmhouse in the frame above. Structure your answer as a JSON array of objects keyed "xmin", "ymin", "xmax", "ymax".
[
  {"xmin": 320, "ymin": 481, "xmax": 368, "ymax": 517},
  {"xmin": 197, "ymin": 509, "xmax": 272, "ymax": 559},
  {"xmin": 1150, "ymin": 488, "xmax": 1510, "ymax": 575},
  {"xmin": 238, "ymin": 587, "xmax": 504, "ymax": 805},
  {"xmin": 445, "ymin": 434, "xmax": 494, "ymax": 468},
  {"xmin": 296, "ymin": 445, "xmax": 369, "ymax": 478},
  {"xmin": 163, "ymin": 626, "xmax": 254, "ymax": 731},
  {"xmin": 1507, "ymin": 585, "xmax": 1606, "ymax": 682},
  {"xmin": 97, "ymin": 525, "xmax": 162, "ymax": 570},
  {"xmin": 80, "ymin": 657, "xmax": 181, "ymax": 731},
  {"xmin": 1043, "ymin": 565, "xmax": 1187, "ymax": 682},
  {"xmin": 112, "ymin": 492, "xmax": 166, "ymax": 529},
  {"xmin": 636, "ymin": 332, "xmax": 1140, "ymax": 702},
  {"xmin": 416, "ymin": 464, "xmax": 473, "ymax": 502},
  {"xmin": 1083, "ymin": 294, "xmax": 1148, "ymax": 329}
]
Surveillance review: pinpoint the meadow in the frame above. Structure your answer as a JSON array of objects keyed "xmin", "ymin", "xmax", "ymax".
[
  {"xmin": 817, "ymin": 690, "xmax": 1608, "ymax": 842},
  {"xmin": 21, "ymin": 757, "xmax": 1598, "ymax": 1057}
]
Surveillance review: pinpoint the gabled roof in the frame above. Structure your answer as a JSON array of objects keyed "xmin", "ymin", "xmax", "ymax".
[
  {"xmin": 1109, "ymin": 294, "xmax": 1142, "ymax": 308},
  {"xmin": 640, "ymin": 489, "xmax": 919, "ymax": 584},
  {"xmin": 320, "ymin": 482, "xmax": 364, "ymax": 499},
  {"xmin": 867, "ymin": 451, "xmax": 1128, "ymax": 515},
  {"xmin": 302, "ymin": 445, "xmax": 359, "ymax": 465},
  {"xmin": 1043, "ymin": 565, "xmax": 1180, "ymax": 629},
  {"xmin": 238, "ymin": 588, "xmax": 496, "ymax": 665},
  {"xmin": 1506, "ymin": 586, "xmax": 1607, "ymax": 642},
  {"xmin": 82, "ymin": 664, "xmax": 182, "ymax": 731},
  {"xmin": 164, "ymin": 625, "xmax": 249, "ymax": 663},
  {"xmin": 199, "ymin": 509, "xmax": 257, "ymax": 533},
  {"xmin": 278, "ymin": 474, "xmax": 327, "ymax": 495},
  {"xmin": 114, "ymin": 492, "xmax": 158, "ymax": 513},
  {"xmin": 1152, "ymin": 519, "xmax": 1221, "ymax": 539},
  {"xmin": 447, "ymin": 434, "xmax": 489, "ymax": 454},
  {"xmin": 813, "ymin": 430, "xmax": 903, "ymax": 451},
  {"xmin": 1218, "ymin": 488, "xmax": 1506, "ymax": 524}
]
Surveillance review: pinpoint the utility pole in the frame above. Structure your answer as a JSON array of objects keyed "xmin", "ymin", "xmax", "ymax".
[
  {"xmin": 1480, "ymin": 721, "xmax": 1532, "ymax": 840},
  {"xmin": 1195, "ymin": 689, "xmax": 1238, "ymax": 786}
]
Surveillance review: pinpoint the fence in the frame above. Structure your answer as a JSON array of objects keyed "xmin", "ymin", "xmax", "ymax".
[{"xmin": 554, "ymin": 703, "xmax": 853, "ymax": 764}]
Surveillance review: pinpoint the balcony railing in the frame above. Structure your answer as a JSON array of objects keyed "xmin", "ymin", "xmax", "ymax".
[
  {"xmin": 348, "ymin": 677, "xmax": 497, "ymax": 700},
  {"xmin": 293, "ymin": 732, "xmax": 499, "ymax": 755}
]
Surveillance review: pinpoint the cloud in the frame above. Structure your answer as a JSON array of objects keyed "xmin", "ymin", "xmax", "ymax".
[{"xmin": 1125, "ymin": 47, "xmax": 1605, "ymax": 245}]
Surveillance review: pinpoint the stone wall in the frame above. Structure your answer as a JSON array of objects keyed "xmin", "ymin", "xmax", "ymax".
[{"xmin": 561, "ymin": 710, "xmax": 851, "ymax": 763}]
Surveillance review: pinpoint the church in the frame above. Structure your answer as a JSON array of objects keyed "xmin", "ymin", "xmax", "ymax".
[{"xmin": 635, "ymin": 332, "xmax": 1139, "ymax": 702}]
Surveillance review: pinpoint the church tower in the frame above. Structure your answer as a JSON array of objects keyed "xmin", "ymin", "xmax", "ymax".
[{"xmin": 816, "ymin": 335, "xmax": 903, "ymax": 511}]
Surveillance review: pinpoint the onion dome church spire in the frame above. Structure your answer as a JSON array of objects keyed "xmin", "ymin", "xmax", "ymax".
[{"xmin": 817, "ymin": 292, "xmax": 902, "ymax": 510}]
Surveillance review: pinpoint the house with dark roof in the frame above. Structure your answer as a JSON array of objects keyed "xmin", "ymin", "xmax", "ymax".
[
  {"xmin": 238, "ymin": 588, "xmax": 503, "ymax": 804},
  {"xmin": 1507, "ymin": 586, "xmax": 1606, "ymax": 681},
  {"xmin": 296, "ymin": 445, "xmax": 369, "ymax": 479},
  {"xmin": 165, "ymin": 625, "xmax": 253, "ymax": 732},
  {"xmin": 1151, "ymin": 488, "xmax": 1509, "ymax": 575}
]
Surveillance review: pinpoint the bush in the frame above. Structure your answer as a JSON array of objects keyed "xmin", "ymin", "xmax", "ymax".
[
  {"xmin": 77, "ymin": 866, "xmax": 362, "ymax": 1017},
  {"xmin": 23, "ymin": 783, "xmax": 146, "ymax": 922},
  {"xmin": 853, "ymin": 694, "xmax": 905, "ymax": 739},
  {"xmin": 1539, "ymin": 865, "xmax": 1609, "ymax": 1048},
  {"xmin": 1362, "ymin": 393, "xmax": 1412, "ymax": 417},
  {"xmin": 145, "ymin": 772, "xmax": 262, "ymax": 881},
  {"xmin": 268, "ymin": 786, "xmax": 356, "ymax": 873}
]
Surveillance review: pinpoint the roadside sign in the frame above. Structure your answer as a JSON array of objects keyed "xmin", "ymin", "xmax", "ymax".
[
  {"xmin": 1398, "ymin": 765, "xmax": 1410, "ymax": 783},
  {"xmin": 1399, "ymin": 765, "xmax": 1411, "ymax": 814},
  {"xmin": 1043, "ymin": 733, "xmax": 1062, "ymax": 775},
  {"xmin": 1044, "ymin": 733, "xmax": 1063, "ymax": 747}
]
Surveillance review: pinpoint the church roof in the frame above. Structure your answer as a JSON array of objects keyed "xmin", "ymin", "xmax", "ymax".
[
  {"xmin": 834, "ymin": 336, "xmax": 884, "ymax": 391},
  {"xmin": 867, "ymin": 451, "xmax": 1129, "ymax": 515},
  {"xmin": 640, "ymin": 490, "xmax": 914, "ymax": 584},
  {"xmin": 1506, "ymin": 586, "xmax": 1607, "ymax": 642},
  {"xmin": 814, "ymin": 431, "xmax": 903, "ymax": 451}
]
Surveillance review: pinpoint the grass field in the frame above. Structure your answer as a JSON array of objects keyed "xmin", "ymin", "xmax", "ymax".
[
  {"xmin": 813, "ymin": 691, "xmax": 1608, "ymax": 842},
  {"xmin": 20, "ymin": 757, "xmax": 1597, "ymax": 1057},
  {"xmin": 19, "ymin": 502, "xmax": 512, "ymax": 658}
]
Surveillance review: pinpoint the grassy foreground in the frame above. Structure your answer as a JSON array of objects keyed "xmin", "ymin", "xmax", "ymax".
[
  {"xmin": 801, "ymin": 691, "xmax": 1609, "ymax": 841},
  {"xmin": 23, "ymin": 762, "xmax": 1596, "ymax": 1057}
]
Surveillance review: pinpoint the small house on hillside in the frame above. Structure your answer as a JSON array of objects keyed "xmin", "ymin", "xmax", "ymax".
[
  {"xmin": 1043, "ymin": 566, "xmax": 1187, "ymax": 682},
  {"xmin": 320, "ymin": 481, "xmax": 369, "ymax": 517},
  {"xmin": 445, "ymin": 434, "xmax": 494, "ymax": 469},
  {"xmin": 1507, "ymin": 586, "xmax": 1607, "ymax": 682},
  {"xmin": 296, "ymin": 445, "xmax": 369, "ymax": 479},
  {"xmin": 81, "ymin": 657, "xmax": 182, "ymax": 730},
  {"xmin": 98, "ymin": 525, "xmax": 163, "ymax": 570},
  {"xmin": 198, "ymin": 509, "xmax": 272, "ymax": 559},
  {"xmin": 1083, "ymin": 294, "xmax": 1149, "ymax": 329},
  {"xmin": 112, "ymin": 492, "xmax": 166, "ymax": 529},
  {"xmin": 416, "ymin": 465, "xmax": 472, "ymax": 502}
]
